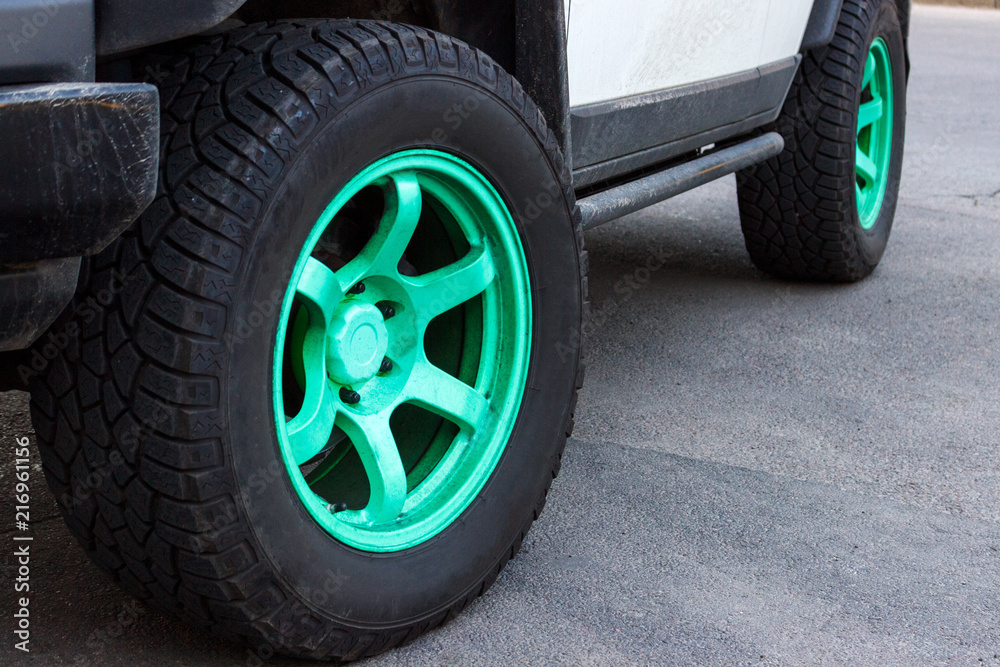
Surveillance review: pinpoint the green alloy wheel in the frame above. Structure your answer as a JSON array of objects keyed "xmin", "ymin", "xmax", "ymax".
[
  {"xmin": 27, "ymin": 20, "xmax": 587, "ymax": 661},
  {"xmin": 274, "ymin": 150, "xmax": 531, "ymax": 552},
  {"xmin": 737, "ymin": 0, "xmax": 907, "ymax": 282},
  {"xmin": 855, "ymin": 37, "xmax": 894, "ymax": 229}
]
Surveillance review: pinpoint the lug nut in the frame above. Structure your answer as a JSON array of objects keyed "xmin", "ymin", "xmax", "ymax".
[
  {"xmin": 339, "ymin": 387, "xmax": 361, "ymax": 404},
  {"xmin": 348, "ymin": 282, "xmax": 366, "ymax": 295},
  {"xmin": 379, "ymin": 358, "xmax": 393, "ymax": 374},
  {"xmin": 378, "ymin": 302, "xmax": 396, "ymax": 319},
  {"xmin": 326, "ymin": 502, "xmax": 349, "ymax": 514}
]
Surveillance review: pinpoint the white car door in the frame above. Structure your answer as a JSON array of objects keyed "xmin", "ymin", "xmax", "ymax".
[
  {"xmin": 566, "ymin": 0, "xmax": 816, "ymax": 106},
  {"xmin": 564, "ymin": 0, "xmax": 818, "ymax": 186}
]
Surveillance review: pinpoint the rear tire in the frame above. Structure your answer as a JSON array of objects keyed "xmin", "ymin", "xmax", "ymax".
[
  {"xmin": 736, "ymin": 0, "xmax": 907, "ymax": 282},
  {"xmin": 30, "ymin": 20, "xmax": 586, "ymax": 660}
]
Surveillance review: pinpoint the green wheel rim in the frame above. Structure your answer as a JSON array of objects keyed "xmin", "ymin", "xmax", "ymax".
[
  {"xmin": 855, "ymin": 37, "xmax": 894, "ymax": 230},
  {"xmin": 272, "ymin": 150, "xmax": 531, "ymax": 552}
]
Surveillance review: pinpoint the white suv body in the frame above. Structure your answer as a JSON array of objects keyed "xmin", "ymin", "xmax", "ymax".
[{"xmin": 567, "ymin": 0, "xmax": 815, "ymax": 105}]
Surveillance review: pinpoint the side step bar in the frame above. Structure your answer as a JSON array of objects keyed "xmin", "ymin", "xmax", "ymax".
[{"xmin": 577, "ymin": 132, "xmax": 785, "ymax": 230}]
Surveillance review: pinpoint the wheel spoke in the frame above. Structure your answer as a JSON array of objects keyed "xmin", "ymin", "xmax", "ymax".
[
  {"xmin": 338, "ymin": 412, "xmax": 408, "ymax": 524},
  {"xmin": 405, "ymin": 359, "xmax": 489, "ymax": 433},
  {"xmin": 296, "ymin": 257, "xmax": 344, "ymax": 326},
  {"xmin": 856, "ymin": 147, "xmax": 878, "ymax": 186},
  {"xmin": 862, "ymin": 51, "xmax": 876, "ymax": 90},
  {"xmin": 407, "ymin": 245, "xmax": 496, "ymax": 327},
  {"xmin": 339, "ymin": 172, "xmax": 422, "ymax": 286},
  {"xmin": 855, "ymin": 182, "xmax": 864, "ymax": 206},
  {"xmin": 284, "ymin": 255, "xmax": 344, "ymax": 465},
  {"xmin": 857, "ymin": 97, "xmax": 883, "ymax": 133},
  {"xmin": 285, "ymin": 336, "xmax": 338, "ymax": 464},
  {"xmin": 274, "ymin": 151, "xmax": 533, "ymax": 551}
]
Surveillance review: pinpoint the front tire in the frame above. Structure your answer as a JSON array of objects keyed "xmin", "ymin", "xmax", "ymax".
[
  {"xmin": 736, "ymin": 0, "xmax": 907, "ymax": 282},
  {"xmin": 31, "ymin": 20, "xmax": 586, "ymax": 660}
]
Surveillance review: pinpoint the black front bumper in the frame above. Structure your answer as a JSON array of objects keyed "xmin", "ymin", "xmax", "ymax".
[{"xmin": 0, "ymin": 82, "xmax": 159, "ymax": 351}]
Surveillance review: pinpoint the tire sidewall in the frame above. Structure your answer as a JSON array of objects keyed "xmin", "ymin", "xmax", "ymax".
[{"xmin": 226, "ymin": 76, "xmax": 580, "ymax": 626}]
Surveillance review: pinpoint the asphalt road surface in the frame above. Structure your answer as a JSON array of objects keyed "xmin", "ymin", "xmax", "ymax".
[{"xmin": 3, "ymin": 6, "xmax": 998, "ymax": 665}]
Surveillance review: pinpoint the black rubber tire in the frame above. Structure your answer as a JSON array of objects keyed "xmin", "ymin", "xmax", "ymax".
[
  {"xmin": 28, "ymin": 20, "xmax": 587, "ymax": 660},
  {"xmin": 27, "ymin": 253, "xmax": 155, "ymax": 598},
  {"xmin": 736, "ymin": 0, "xmax": 907, "ymax": 282}
]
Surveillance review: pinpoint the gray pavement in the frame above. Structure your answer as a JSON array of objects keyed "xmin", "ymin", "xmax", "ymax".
[{"xmin": 3, "ymin": 5, "xmax": 999, "ymax": 665}]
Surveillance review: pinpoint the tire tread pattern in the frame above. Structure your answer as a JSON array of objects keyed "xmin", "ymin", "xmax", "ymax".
[
  {"xmin": 736, "ymin": 0, "xmax": 890, "ymax": 282},
  {"xmin": 30, "ymin": 19, "xmax": 588, "ymax": 660}
]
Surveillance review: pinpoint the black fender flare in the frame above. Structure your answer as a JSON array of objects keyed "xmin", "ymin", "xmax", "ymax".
[{"xmin": 800, "ymin": 0, "xmax": 910, "ymax": 77}]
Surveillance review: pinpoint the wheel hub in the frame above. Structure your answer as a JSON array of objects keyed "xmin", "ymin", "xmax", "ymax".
[
  {"xmin": 326, "ymin": 302, "xmax": 389, "ymax": 386},
  {"xmin": 855, "ymin": 37, "xmax": 894, "ymax": 229},
  {"xmin": 275, "ymin": 150, "xmax": 532, "ymax": 551}
]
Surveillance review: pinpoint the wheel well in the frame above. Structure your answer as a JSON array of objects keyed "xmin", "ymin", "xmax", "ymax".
[
  {"xmin": 232, "ymin": 0, "xmax": 571, "ymax": 162},
  {"xmin": 236, "ymin": 1, "xmax": 516, "ymax": 73}
]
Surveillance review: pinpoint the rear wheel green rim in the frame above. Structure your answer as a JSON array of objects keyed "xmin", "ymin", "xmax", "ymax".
[
  {"xmin": 855, "ymin": 36, "xmax": 894, "ymax": 230},
  {"xmin": 272, "ymin": 150, "xmax": 531, "ymax": 552}
]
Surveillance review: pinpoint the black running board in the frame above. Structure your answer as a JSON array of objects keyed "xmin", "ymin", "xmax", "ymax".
[{"xmin": 577, "ymin": 132, "xmax": 785, "ymax": 230}]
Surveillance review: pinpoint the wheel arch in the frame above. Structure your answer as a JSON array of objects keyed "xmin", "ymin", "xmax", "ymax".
[
  {"xmin": 233, "ymin": 0, "xmax": 571, "ymax": 161},
  {"xmin": 896, "ymin": 0, "xmax": 912, "ymax": 78},
  {"xmin": 801, "ymin": 0, "xmax": 911, "ymax": 76}
]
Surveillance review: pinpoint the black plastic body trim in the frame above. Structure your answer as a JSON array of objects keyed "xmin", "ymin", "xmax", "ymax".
[
  {"xmin": 0, "ymin": 257, "xmax": 80, "ymax": 353},
  {"xmin": 0, "ymin": 0, "xmax": 95, "ymax": 83},
  {"xmin": 578, "ymin": 133, "xmax": 784, "ymax": 230},
  {"xmin": 800, "ymin": 0, "xmax": 844, "ymax": 51},
  {"xmin": 0, "ymin": 82, "xmax": 160, "ymax": 264},
  {"xmin": 514, "ymin": 0, "xmax": 571, "ymax": 170},
  {"xmin": 95, "ymin": 0, "xmax": 247, "ymax": 55},
  {"xmin": 570, "ymin": 56, "xmax": 800, "ymax": 189},
  {"xmin": 898, "ymin": 0, "xmax": 912, "ymax": 39}
]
